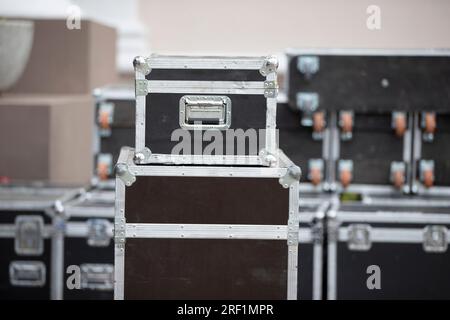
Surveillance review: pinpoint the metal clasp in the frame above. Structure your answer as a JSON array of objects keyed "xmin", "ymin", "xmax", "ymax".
[
  {"xmin": 423, "ymin": 225, "xmax": 447, "ymax": 253},
  {"xmin": 297, "ymin": 56, "xmax": 319, "ymax": 79},
  {"xmin": 97, "ymin": 102, "xmax": 114, "ymax": 137},
  {"xmin": 347, "ymin": 224, "xmax": 372, "ymax": 251},
  {"xmin": 15, "ymin": 216, "xmax": 44, "ymax": 256},
  {"xmin": 296, "ymin": 92, "xmax": 319, "ymax": 127},
  {"xmin": 87, "ymin": 219, "xmax": 111, "ymax": 247}
]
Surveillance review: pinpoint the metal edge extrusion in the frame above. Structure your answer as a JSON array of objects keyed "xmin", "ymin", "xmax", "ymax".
[
  {"xmin": 132, "ymin": 55, "xmax": 279, "ymax": 167},
  {"xmin": 114, "ymin": 147, "xmax": 301, "ymax": 300}
]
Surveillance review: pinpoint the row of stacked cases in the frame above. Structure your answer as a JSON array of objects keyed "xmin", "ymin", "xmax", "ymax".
[
  {"xmin": 2, "ymin": 49, "xmax": 450, "ymax": 300},
  {"xmin": 112, "ymin": 55, "xmax": 302, "ymax": 299},
  {"xmin": 0, "ymin": 19, "xmax": 118, "ymax": 300},
  {"xmin": 284, "ymin": 49, "xmax": 450, "ymax": 299}
]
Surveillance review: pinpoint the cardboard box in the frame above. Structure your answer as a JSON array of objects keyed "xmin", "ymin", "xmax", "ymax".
[
  {"xmin": 9, "ymin": 19, "xmax": 117, "ymax": 94},
  {"xmin": 0, "ymin": 94, "xmax": 94, "ymax": 186}
]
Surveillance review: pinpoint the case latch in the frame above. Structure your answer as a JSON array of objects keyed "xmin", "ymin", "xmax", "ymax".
[
  {"xmin": 96, "ymin": 153, "xmax": 113, "ymax": 181},
  {"xmin": 347, "ymin": 224, "xmax": 372, "ymax": 251},
  {"xmin": 98, "ymin": 102, "xmax": 114, "ymax": 137},
  {"xmin": 15, "ymin": 216, "xmax": 44, "ymax": 256},
  {"xmin": 81, "ymin": 264, "xmax": 114, "ymax": 290},
  {"xmin": 296, "ymin": 92, "xmax": 319, "ymax": 126},
  {"xmin": 10, "ymin": 261, "xmax": 46, "ymax": 287},
  {"xmin": 87, "ymin": 219, "xmax": 111, "ymax": 247},
  {"xmin": 423, "ymin": 225, "xmax": 447, "ymax": 253},
  {"xmin": 297, "ymin": 56, "xmax": 319, "ymax": 79}
]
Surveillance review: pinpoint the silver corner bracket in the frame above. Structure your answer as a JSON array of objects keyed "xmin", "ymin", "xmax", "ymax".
[
  {"xmin": 133, "ymin": 148, "xmax": 151, "ymax": 164},
  {"xmin": 263, "ymin": 80, "xmax": 278, "ymax": 98},
  {"xmin": 279, "ymin": 165, "xmax": 302, "ymax": 189},
  {"xmin": 259, "ymin": 55, "xmax": 279, "ymax": 76},
  {"xmin": 133, "ymin": 56, "xmax": 151, "ymax": 75},
  {"xmin": 258, "ymin": 149, "xmax": 278, "ymax": 167},
  {"xmin": 287, "ymin": 218, "xmax": 300, "ymax": 246},
  {"xmin": 115, "ymin": 163, "xmax": 136, "ymax": 187},
  {"xmin": 114, "ymin": 217, "xmax": 126, "ymax": 247},
  {"xmin": 135, "ymin": 79, "xmax": 148, "ymax": 96}
]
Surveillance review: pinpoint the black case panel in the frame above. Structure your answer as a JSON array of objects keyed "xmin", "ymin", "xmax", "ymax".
[
  {"xmin": 289, "ymin": 55, "xmax": 450, "ymax": 112},
  {"xmin": 420, "ymin": 113, "xmax": 450, "ymax": 186},
  {"xmin": 0, "ymin": 238, "xmax": 51, "ymax": 300},
  {"xmin": 277, "ymin": 104, "xmax": 323, "ymax": 183},
  {"xmin": 145, "ymin": 93, "xmax": 267, "ymax": 155},
  {"xmin": 339, "ymin": 113, "xmax": 403, "ymax": 185},
  {"xmin": 336, "ymin": 242, "xmax": 450, "ymax": 299},
  {"xmin": 297, "ymin": 243, "xmax": 314, "ymax": 300},
  {"xmin": 63, "ymin": 238, "xmax": 114, "ymax": 300}
]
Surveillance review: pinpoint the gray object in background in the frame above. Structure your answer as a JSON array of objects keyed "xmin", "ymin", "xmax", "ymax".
[
  {"xmin": 0, "ymin": 20, "xmax": 34, "ymax": 91},
  {"xmin": 0, "ymin": 95, "xmax": 94, "ymax": 186}
]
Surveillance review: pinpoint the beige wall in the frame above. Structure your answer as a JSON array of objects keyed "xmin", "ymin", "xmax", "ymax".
[{"xmin": 139, "ymin": 0, "xmax": 450, "ymax": 55}]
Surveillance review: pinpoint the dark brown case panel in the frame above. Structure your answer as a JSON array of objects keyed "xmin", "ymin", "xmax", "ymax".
[
  {"xmin": 124, "ymin": 239, "xmax": 287, "ymax": 300},
  {"xmin": 123, "ymin": 175, "xmax": 290, "ymax": 299},
  {"xmin": 125, "ymin": 176, "xmax": 289, "ymax": 225}
]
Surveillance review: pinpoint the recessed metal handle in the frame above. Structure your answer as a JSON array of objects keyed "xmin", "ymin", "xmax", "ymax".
[
  {"xmin": 81, "ymin": 264, "xmax": 114, "ymax": 291},
  {"xmin": 179, "ymin": 95, "xmax": 231, "ymax": 130},
  {"xmin": 10, "ymin": 261, "xmax": 46, "ymax": 287}
]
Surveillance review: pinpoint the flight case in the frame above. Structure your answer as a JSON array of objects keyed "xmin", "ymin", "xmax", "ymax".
[
  {"xmin": 114, "ymin": 147, "xmax": 301, "ymax": 299},
  {"xmin": 0, "ymin": 186, "xmax": 80, "ymax": 299}
]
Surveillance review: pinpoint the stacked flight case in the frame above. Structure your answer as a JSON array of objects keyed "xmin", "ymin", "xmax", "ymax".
[
  {"xmin": 93, "ymin": 85, "xmax": 135, "ymax": 188},
  {"xmin": 285, "ymin": 48, "xmax": 450, "ymax": 300},
  {"xmin": 327, "ymin": 195, "xmax": 450, "ymax": 299},
  {"xmin": 114, "ymin": 55, "xmax": 303, "ymax": 299},
  {"xmin": 62, "ymin": 189, "xmax": 115, "ymax": 300},
  {"xmin": 0, "ymin": 186, "xmax": 81, "ymax": 300},
  {"xmin": 285, "ymin": 48, "xmax": 450, "ymax": 194}
]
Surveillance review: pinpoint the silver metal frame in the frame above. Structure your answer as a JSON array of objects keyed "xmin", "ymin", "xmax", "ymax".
[
  {"xmin": 133, "ymin": 54, "xmax": 279, "ymax": 166},
  {"xmin": 114, "ymin": 147, "xmax": 301, "ymax": 300},
  {"xmin": 326, "ymin": 199, "xmax": 450, "ymax": 300}
]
